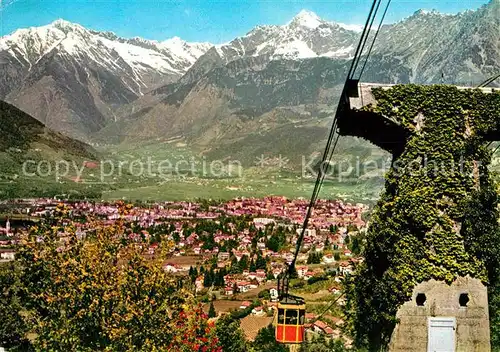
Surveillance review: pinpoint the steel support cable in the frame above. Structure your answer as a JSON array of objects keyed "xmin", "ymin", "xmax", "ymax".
[
  {"xmin": 346, "ymin": 0, "xmax": 381, "ymax": 80},
  {"xmin": 349, "ymin": 0, "xmax": 381, "ymax": 79},
  {"xmin": 288, "ymin": 113, "xmax": 342, "ymax": 272},
  {"xmin": 287, "ymin": 132, "xmax": 341, "ymax": 278},
  {"xmin": 350, "ymin": 0, "xmax": 383, "ymax": 79},
  {"xmin": 309, "ymin": 293, "xmax": 346, "ymax": 327},
  {"xmin": 478, "ymin": 72, "xmax": 500, "ymax": 88},
  {"xmin": 290, "ymin": 121, "xmax": 340, "ymax": 267},
  {"xmin": 286, "ymin": 103, "xmax": 344, "ymax": 278},
  {"xmin": 324, "ymin": 0, "xmax": 381, "ymax": 162},
  {"xmin": 358, "ymin": 0, "xmax": 393, "ymax": 80},
  {"xmin": 281, "ymin": 0, "xmax": 385, "ymax": 296}
]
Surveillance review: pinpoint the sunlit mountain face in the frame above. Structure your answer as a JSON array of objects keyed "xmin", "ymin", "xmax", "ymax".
[{"xmin": 0, "ymin": 1, "xmax": 498, "ymax": 150}]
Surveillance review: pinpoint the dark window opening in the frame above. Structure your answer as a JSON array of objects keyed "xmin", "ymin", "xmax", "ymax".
[
  {"xmin": 299, "ymin": 309, "xmax": 306, "ymax": 325},
  {"xmin": 459, "ymin": 293, "xmax": 469, "ymax": 307},
  {"xmin": 416, "ymin": 293, "xmax": 426, "ymax": 306},
  {"xmin": 278, "ymin": 308, "xmax": 285, "ymax": 324},
  {"xmin": 285, "ymin": 309, "xmax": 298, "ymax": 324}
]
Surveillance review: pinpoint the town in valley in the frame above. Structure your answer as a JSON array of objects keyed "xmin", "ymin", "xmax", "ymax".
[{"xmin": 0, "ymin": 196, "xmax": 367, "ymax": 346}]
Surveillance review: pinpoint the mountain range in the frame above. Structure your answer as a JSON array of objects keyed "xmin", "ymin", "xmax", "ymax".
[
  {"xmin": 0, "ymin": 19, "xmax": 211, "ymax": 139},
  {"xmin": 1, "ymin": 1, "xmax": 499, "ymax": 167}
]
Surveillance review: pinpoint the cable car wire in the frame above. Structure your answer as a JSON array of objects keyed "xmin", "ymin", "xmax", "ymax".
[
  {"xmin": 309, "ymin": 293, "xmax": 346, "ymax": 326},
  {"xmin": 349, "ymin": 0, "xmax": 382, "ymax": 79},
  {"xmin": 478, "ymin": 72, "xmax": 500, "ymax": 88},
  {"xmin": 359, "ymin": 0, "xmax": 393, "ymax": 79},
  {"xmin": 280, "ymin": 0, "xmax": 390, "ymax": 297}
]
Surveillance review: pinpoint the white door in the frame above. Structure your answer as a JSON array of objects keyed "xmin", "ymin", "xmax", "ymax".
[{"xmin": 428, "ymin": 317, "xmax": 456, "ymax": 352}]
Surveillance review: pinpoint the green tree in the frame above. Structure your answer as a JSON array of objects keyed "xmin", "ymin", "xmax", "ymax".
[
  {"xmin": 299, "ymin": 335, "xmax": 350, "ymax": 352},
  {"xmin": 0, "ymin": 261, "xmax": 32, "ymax": 351},
  {"xmin": 257, "ymin": 290, "xmax": 271, "ymax": 300},
  {"xmin": 204, "ymin": 269, "xmax": 214, "ymax": 288},
  {"xmin": 255, "ymin": 253, "xmax": 267, "ymax": 270},
  {"xmin": 351, "ymin": 236, "xmax": 362, "ymax": 255},
  {"xmin": 172, "ymin": 232, "xmax": 181, "ymax": 243},
  {"xmin": 252, "ymin": 324, "xmax": 287, "ymax": 352},
  {"xmin": 15, "ymin": 204, "xmax": 219, "ymax": 351},
  {"xmin": 189, "ymin": 266, "xmax": 198, "ymax": 283},
  {"xmin": 249, "ymin": 259, "xmax": 256, "ymax": 272},
  {"xmin": 239, "ymin": 255, "xmax": 249, "ymax": 271},
  {"xmin": 215, "ymin": 315, "xmax": 248, "ymax": 351},
  {"xmin": 347, "ymin": 224, "xmax": 358, "ymax": 233},
  {"xmin": 208, "ymin": 302, "xmax": 216, "ymax": 318},
  {"xmin": 266, "ymin": 233, "xmax": 286, "ymax": 252},
  {"xmin": 307, "ymin": 252, "xmax": 322, "ymax": 264}
]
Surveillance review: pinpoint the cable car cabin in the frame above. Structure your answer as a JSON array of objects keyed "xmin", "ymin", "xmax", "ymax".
[{"xmin": 275, "ymin": 295, "xmax": 306, "ymax": 344}]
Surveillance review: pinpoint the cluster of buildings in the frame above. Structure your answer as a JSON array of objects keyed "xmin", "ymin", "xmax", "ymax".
[
  {"xmin": 0, "ymin": 196, "xmax": 365, "ymax": 290},
  {"xmin": 0, "ymin": 197, "xmax": 367, "ymax": 346},
  {"xmin": 0, "ymin": 219, "xmax": 15, "ymax": 261}
]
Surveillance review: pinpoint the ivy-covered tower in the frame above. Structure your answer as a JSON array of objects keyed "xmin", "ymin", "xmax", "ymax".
[{"xmin": 339, "ymin": 84, "xmax": 500, "ymax": 351}]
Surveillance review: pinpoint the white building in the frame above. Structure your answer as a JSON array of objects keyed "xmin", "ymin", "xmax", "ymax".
[
  {"xmin": 322, "ymin": 254, "xmax": 336, "ymax": 264},
  {"xmin": 296, "ymin": 228, "xmax": 316, "ymax": 237},
  {"xmin": 0, "ymin": 250, "xmax": 15, "ymax": 261},
  {"xmin": 270, "ymin": 288, "xmax": 279, "ymax": 302}
]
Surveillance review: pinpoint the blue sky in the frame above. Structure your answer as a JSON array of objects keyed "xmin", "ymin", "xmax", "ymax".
[{"xmin": 0, "ymin": 0, "xmax": 490, "ymax": 43}]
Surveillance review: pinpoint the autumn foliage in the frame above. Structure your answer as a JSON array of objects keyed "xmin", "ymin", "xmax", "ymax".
[{"xmin": 9, "ymin": 202, "xmax": 220, "ymax": 351}]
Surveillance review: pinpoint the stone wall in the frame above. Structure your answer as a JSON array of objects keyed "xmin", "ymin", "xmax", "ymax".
[{"xmin": 389, "ymin": 276, "xmax": 490, "ymax": 352}]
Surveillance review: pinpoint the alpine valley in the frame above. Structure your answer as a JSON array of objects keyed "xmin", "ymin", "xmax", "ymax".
[{"xmin": 0, "ymin": 1, "xmax": 499, "ymax": 200}]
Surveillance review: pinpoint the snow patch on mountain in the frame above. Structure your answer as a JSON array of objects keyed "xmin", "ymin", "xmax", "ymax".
[
  {"xmin": 288, "ymin": 10, "xmax": 323, "ymax": 29},
  {"xmin": 159, "ymin": 37, "xmax": 212, "ymax": 66},
  {"xmin": 321, "ymin": 45, "xmax": 355, "ymax": 58},
  {"xmin": 98, "ymin": 37, "xmax": 179, "ymax": 74},
  {"xmin": 274, "ymin": 40, "xmax": 318, "ymax": 59},
  {"xmin": 203, "ymin": 10, "xmax": 359, "ymax": 64},
  {"xmin": 337, "ymin": 23, "xmax": 364, "ymax": 32},
  {"xmin": 0, "ymin": 19, "xmax": 212, "ymax": 77}
]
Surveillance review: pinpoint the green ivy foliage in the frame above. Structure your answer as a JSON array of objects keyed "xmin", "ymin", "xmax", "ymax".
[{"xmin": 344, "ymin": 85, "xmax": 500, "ymax": 351}]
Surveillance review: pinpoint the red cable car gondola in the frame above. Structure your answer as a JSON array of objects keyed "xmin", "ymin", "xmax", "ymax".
[
  {"xmin": 275, "ymin": 295, "xmax": 306, "ymax": 344},
  {"xmin": 272, "ymin": 0, "xmax": 388, "ymax": 345}
]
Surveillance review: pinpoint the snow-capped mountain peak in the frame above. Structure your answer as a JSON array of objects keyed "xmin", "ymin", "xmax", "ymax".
[
  {"xmin": 0, "ymin": 19, "xmax": 213, "ymax": 92},
  {"xmin": 52, "ymin": 18, "xmax": 79, "ymax": 28},
  {"xmin": 288, "ymin": 10, "xmax": 323, "ymax": 29},
  {"xmin": 198, "ymin": 10, "xmax": 360, "ymax": 65}
]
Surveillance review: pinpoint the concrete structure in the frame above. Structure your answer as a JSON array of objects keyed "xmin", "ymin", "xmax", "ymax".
[
  {"xmin": 339, "ymin": 83, "xmax": 496, "ymax": 351},
  {"xmin": 389, "ymin": 276, "xmax": 490, "ymax": 352},
  {"xmin": 348, "ymin": 83, "xmax": 498, "ymax": 111},
  {"xmin": 339, "ymin": 82, "xmax": 500, "ymax": 156}
]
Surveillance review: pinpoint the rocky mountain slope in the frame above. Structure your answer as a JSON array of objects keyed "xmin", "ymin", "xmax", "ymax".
[
  {"xmin": 178, "ymin": 10, "xmax": 360, "ymax": 86},
  {"xmin": 0, "ymin": 100, "xmax": 105, "ymax": 199},
  {"xmin": 1, "ymin": 1, "xmax": 499, "ymax": 167},
  {"xmin": 103, "ymin": 1, "xmax": 499, "ymax": 166},
  {"xmin": 365, "ymin": 0, "xmax": 500, "ymax": 85},
  {"xmin": 0, "ymin": 19, "xmax": 211, "ymax": 139},
  {"xmin": 0, "ymin": 100, "xmax": 96, "ymax": 174}
]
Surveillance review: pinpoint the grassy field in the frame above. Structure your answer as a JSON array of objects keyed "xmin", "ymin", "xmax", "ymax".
[
  {"xmin": 93, "ymin": 139, "xmax": 385, "ymax": 203},
  {"xmin": 101, "ymin": 176, "xmax": 383, "ymax": 203},
  {"xmin": 0, "ymin": 139, "xmax": 386, "ymax": 202}
]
